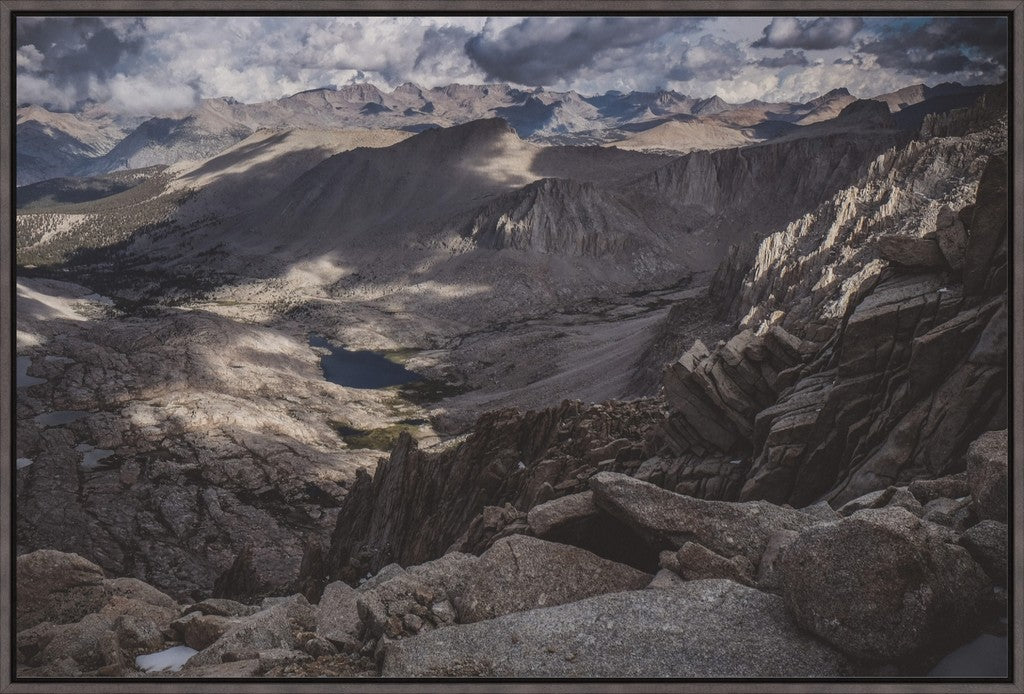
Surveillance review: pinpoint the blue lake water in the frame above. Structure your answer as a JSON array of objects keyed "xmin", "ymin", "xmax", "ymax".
[{"xmin": 309, "ymin": 334, "xmax": 421, "ymax": 390}]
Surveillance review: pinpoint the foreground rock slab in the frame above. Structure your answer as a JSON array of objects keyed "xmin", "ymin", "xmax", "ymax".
[
  {"xmin": 966, "ymin": 429, "xmax": 1008, "ymax": 522},
  {"xmin": 16, "ymin": 550, "xmax": 181, "ymax": 676},
  {"xmin": 778, "ymin": 507, "xmax": 989, "ymax": 661},
  {"xmin": 383, "ymin": 579, "xmax": 852, "ymax": 677},
  {"xmin": 589, "ymin": 471, "xmax": 819, "ymax": 564},
  {"xmin": 455, "ymin": 535, "xmax": 650, "ymax": 623}
]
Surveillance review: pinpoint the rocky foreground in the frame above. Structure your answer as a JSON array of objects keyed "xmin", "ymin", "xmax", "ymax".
[{"xmin": 15, "ymin": 427, "xmax": 1006, "ymax": 677}]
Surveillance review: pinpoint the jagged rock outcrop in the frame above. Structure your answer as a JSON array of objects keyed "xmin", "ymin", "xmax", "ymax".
[
  {"xmin": 737, "ymin": 152, "xmax": 1007, "ymax": 504},
  {"xmin": 661, "ymin": 326, "xmax": 814, "ymax": 455},
  {"xmin": 716, "ymin": 109, "xmax": 1005, "ymax": 334},
  {"xmin": 323, "ymin": 400, "xmax": 662, "ymax": 583},
  {"xmin": 663, "ymin": 109, "xmax": 1007, "ymax": 506},
  {"xmin": 920, "ymin": 83, "xmax": 1007, "ymax": 138}
]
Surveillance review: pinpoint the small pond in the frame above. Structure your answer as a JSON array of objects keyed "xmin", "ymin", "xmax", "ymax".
[
  {"xmin": 309, "ymin": 334, "xmax": 421, "ymax": 389},
  {"xmin": 34, "ymin": 410, "xmax": 89, "ymax": 427},
  {"xmin": 17, "ymin": 357, "xmax": 46, "ymax": 388}
]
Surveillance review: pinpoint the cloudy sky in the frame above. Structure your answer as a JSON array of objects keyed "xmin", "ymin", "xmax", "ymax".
[{"xmin": 16, "ymin": 14, "xmax": 1009, "ymax": 114}]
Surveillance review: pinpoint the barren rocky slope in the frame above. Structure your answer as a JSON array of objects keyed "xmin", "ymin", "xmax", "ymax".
[
  {"xmin": 13, "ymin": 85, "xmax": 1010, "ymax": 679},
  {"xmin": 16, "ymin": 104, "xmax": 140, "ymax": 185}
]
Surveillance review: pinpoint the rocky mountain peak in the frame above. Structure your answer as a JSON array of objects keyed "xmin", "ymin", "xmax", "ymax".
[
  {"xmin": 692, "ymin": 95, "xmax": 730, "ymax": 115},
  {"xmin": 336, "ymin": 83, "xmax": 385, "ymax": 103},
  {"xmin": 805, "ymin": 87, "xmax": 853, "ymax": 108},
  {"xmin": 836, "ymin": 99, "xmax": 895, "ymax": 127}
]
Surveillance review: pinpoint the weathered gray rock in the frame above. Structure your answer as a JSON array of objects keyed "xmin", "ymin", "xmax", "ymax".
[
  {"xmin": 908, "ymin": 473, "xmax": 971, "ymax": 504},
  {"xmin": 778, "ymin": 507, "xmax": 989, "ymax": 661},
  {"xmin": 966, "ymin": 429, "xmax": 1008, "ymax": 521},
  {"xmin": 800, "ymin": 500, "xmax": 839, "ymax": 522},
  {"xmin": 958, "ymin": 520, "xmax": 1008, "ymax": 586},
  {"xmin": 526, "ymin": 491, "xmax": 598, "ymax": 537},
  {"xmin": 383, "ymin": 580, "xmax": 852, "ymax": 677},
  {"xmin": 921, "ymin": 496, "xmax": 975, "ymax": 532},
  {"xmin": 838, "ymin": 486, "xmax": 922, "ymax": 517},
  {"xmin": 315, "ymin": 581, "xmax": 362, "ymax": 647},
  {"xmin": 177, "ymin": 659, "xmax": 261, "ymax": 677},
  {"xmin": 15, "ymin": 550, "xmax": 183, "ymax": 676},
  {"xmin": 673, "ymin": 541, "xmax": 755, "ymax": 586},
  {"xmin": 302, "ymin": 635, "xmax": 337, "ymax": 657},
  {"xmin": 877, "ymin": 235, "xmax": 946, "ymax": 268},
  {"xmin": 183, "ymin": 595, "xmax": 314, "ymax": 669},
  {"xmin": 16, "ymin": 550, "xmax": 108, "ymax": 630},
  {"xmin": 963, "ymin": 155, "xmax": 1007, "ymax": 295},
  {"xmin": 172, "ymin": 612, "xmax": 234, "ymax": 650},
  {"xmin": 34, "ymin": 613, "xmax": 124, "ymax": 674},
  {"xmin": 113, "ymin": 613, "xmax": 165, "ymax": 653},
  {"xmin": 357, "ymin": 553, "xmax": 478, "ymax": 641},
  {"xmin": 254, "ymin": 648, "xmax": 311, "ymax": 675},
  {"xmin": 455, "ymin": 535, "xmax": 650, "ymax": 623},
  {"xmin": 755, "ymin": 529, "xmax": 800, "ymax": 591},
  {"xmin": 182, "ymin": 598, "xmax": 257, "ymax": 618},
  {"xmin": 647, "ymin": 568, "xmax": 688, "ymax": 590},
  {"xmin": 935, "ymin": 205, "xmax": 968, "ymax": 270},
  {"xmin": 589, "ymin": 472, "xmax": 818, "ymax": 564},
  {"xmin": 358, "ymin": 564, "xmax": 406, "ymax": 591}
]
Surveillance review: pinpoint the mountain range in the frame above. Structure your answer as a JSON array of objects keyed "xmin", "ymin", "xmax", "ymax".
[{"xmin": 16, "ymin": 80, "xmax": 987, "ymax": 185}]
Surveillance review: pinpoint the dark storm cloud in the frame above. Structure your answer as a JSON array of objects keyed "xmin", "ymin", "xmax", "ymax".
[
  {"xmin": 667, "ymin": 35, "xmax": 746, "ymax": 82},
  {"xmin": 857, "ymin": 17, "xmax": 1008, "ymax": 78},
  {"xmin": 17, "ymin": 17, "xmax": 143, "ymax": 97},
  {"xmin": 757, "ymin": 49, "xmax": 809, "ymax": 69},
  {"xmin": 753, "ymin": 17, "xmax": 863, "ymax": 50},
  {"xmin": 414, "ymin": 25, "xmax": 475, "ymax": 73},
  {"xmin": 465, "ymin": 17, "xmax": 706, "ymax": 86}
]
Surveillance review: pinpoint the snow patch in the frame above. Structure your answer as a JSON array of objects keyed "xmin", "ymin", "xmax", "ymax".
[
  {"xmin": 135, "ymin": 645, "xmax": 197, "ymax": 673},
  {"xmin": 77, "ymin": 444, "xmax": 115, "ymax": 468}
]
